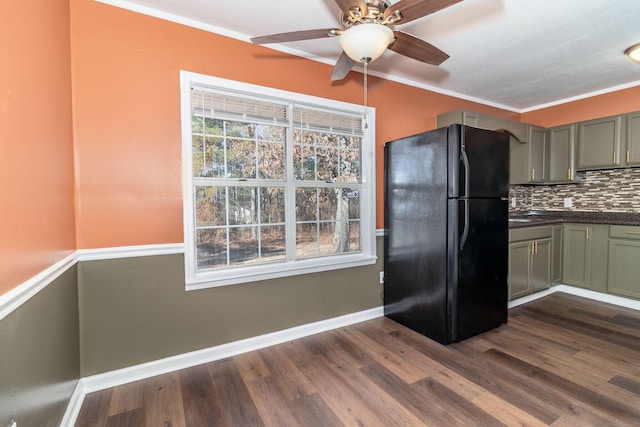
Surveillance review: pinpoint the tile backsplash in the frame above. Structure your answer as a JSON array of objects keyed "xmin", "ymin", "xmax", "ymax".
[{"xmin": 510, "ymin": 168, "xmax": 640, "ymax": 213}]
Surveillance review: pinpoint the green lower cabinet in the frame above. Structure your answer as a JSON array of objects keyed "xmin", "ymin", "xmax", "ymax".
[
  {"xmin": 562, "ymin": 224, "xmax": 609, "ymax": 291},
  {"xmin": 508, "ymin": 231, "xmax": 551, "ymax": 300},
  {"xmin": 607, "ymin": 225, "xmax": 640, "ymax": 299},
  {"xmin": 552, "ymin": 225, "xmax": 563, "ymax": 282}
]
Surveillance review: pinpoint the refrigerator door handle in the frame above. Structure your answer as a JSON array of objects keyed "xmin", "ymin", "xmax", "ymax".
[
  {"xmin": 460, "ymin": 147, "xmax": 470, "ymax": 198},
  {"xmin": 460, "ymin": 198, "xmax": 469, "ymax": 251},
  {"xmin": 459, "ymin": 147, "xmax": 470, "ymax": 251}
]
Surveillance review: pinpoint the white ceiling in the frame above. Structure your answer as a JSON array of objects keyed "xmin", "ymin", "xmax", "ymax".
[{"xmin": 98, "ymin": 0, "xmax": 640, "ymax": 112}]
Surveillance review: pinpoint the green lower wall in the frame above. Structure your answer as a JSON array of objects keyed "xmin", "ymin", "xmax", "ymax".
[
  {"xmin": 0, "ymin": 238, "xmax": 383, "ymax": 424},
  {"xmin": 0, "ymin": 266, "xmax": 80, "ymax": 427},
  {"xmin": 78, "ymin": 237, "xmax": 384, "ymax": 376}
]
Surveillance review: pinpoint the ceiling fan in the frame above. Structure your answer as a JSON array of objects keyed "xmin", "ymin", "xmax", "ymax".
[{"xmin": 250, "ymin": 0, "xmax": 462, "ymax": 81}]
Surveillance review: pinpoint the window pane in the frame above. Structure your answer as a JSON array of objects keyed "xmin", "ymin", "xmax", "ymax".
[
  {"xmin": 318, "ymin": 188, "xmax": 337, "ymax": 221},
  {"xmin": 261, "ymin": 225, "xmax": 286, "ymax": 261},
  {"xmin": 317, "ymin": 146, "xmax": 339, "ymax": 181},
  {"xmin": 197, "ymin": 228, "xmax": 227, "ymax": 269},
  {"xmin": 340, "ymin": 145, "xmax": 361, "ymax": 183},
  {"xmin": 349, "ymin": 221, "xmax": 361, "ymax": 252},
  {"xmin": 347, "ymin": 188, "xmax": 360, "ymax": 219},
  {"xmin": 293, "ymin": 143, "xmax": 315, "ymax": 180},
  {"xmin": 260, "ymin": 187, "xmax": 285, "ymax": 224},
  {"xmin": 228, "ymin": 187, "xmax": 257, "ymax": 225},
  {"xmin": 296, "ymin": 188, "xmax": 318, "ymax": 222},
  {"xmin": 192, "ymin": 115, "xmax": 203, "ymax": 134},
  {"xmin": 204, "ymin": 117, "xmax": 224, "ymax": 135},
  {"xmin": 296, "ymin": 223, "xmax": 318, "ymax": 258},
  {"xmin": 195, "ymin": 186, "xmax": 226, "ymax": 226},
  {"xmin": 229, "ymin": 227, "xmax": 259, "ymax": 265},
  {"xmin": 255, "ymin": 124, "xmax": 285, "ymax": 142},
  {"xmin": 258, "ymin": 141, "xmax": 285, "ymax": 179},
  {"xmin": 226, "ymin": 138, "xmax": 256, "ymax": 179},
  {"xmin": 318, "ymin": 222, "xmax": 336, "ymax": 256}
]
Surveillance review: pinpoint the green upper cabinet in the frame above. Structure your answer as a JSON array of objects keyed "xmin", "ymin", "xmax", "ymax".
[
  {"xmin": 547, "ymin": 124, "xmax": 576, "ymax": 183},
  {"xmin": 509, "ymin": 125, "xmax": 545, "ymax": 185},
  {"xmin": 626, "ymin": 111, "xmax": 640, "ymax": 166},
  {"xmin": 577, "ymin": 115, "xmax": 624, "ymax": 170}
]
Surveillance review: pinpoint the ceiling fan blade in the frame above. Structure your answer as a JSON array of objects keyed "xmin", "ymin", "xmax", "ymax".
[
  {"xmin": 384, "ymin": 0, "xmax": 462, "ymax": 25},
  {"xmin": 334, "ymin": 0, "xmax": 369, "ymax": 21},
  {"xmin": 250, "ymin": 28, "xmax": 340, "ymax": 44},
  {"xmin": 331, "ymin": 51, "xmax": 357, "ymax": 81},
  {"xmin": 389, "ymin": 31, "xmax": 449, "ymax": 65}
]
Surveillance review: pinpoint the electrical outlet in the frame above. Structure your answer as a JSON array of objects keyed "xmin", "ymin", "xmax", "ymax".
[
  {"xmin": 511, "ymin": 197, "xmax": 516, "ymax": 208},
  {"xmin": 564, "ymin": 197, "xmax": 572, "ymax": 208},
  {"xmin": 379, "ymin": 271, "xmax": 384, "ymax": 284}
]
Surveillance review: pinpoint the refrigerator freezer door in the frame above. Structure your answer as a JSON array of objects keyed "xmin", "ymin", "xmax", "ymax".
[
  {"xmin": 449, "ymin": 198, "xmax": 508, "ymax": 342},
  {"xmin": 450, "ymin": 126, "xmax": 510, "ymax": 199}
]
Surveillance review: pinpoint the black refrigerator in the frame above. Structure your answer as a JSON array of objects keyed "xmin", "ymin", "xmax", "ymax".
[{"xmin": 383, "ymin": 124, "xmax": 509, "ymax": 345}]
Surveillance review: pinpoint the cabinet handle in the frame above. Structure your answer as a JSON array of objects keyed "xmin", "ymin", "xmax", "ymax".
[
  {"xmin": 534, "ymin": 241, "xmax": 538, "ymax": 254},
  {"xmin": 627, "ymin": 150, "xmax": 631, "ymax": 163},
  {"xmin": 613, "ymin": 151, "xmax": 617, "ymax": 163},
  {"xmin": 586, "ymin": 228, "xmax": 590, "ymax": 240},
  {"xmin": 625, "ymin": 231, "xmax": 640, "ymax": 235},
  {"xmin": 531, "ymin": 169, "xmax": 535, "ymax": 180},
  {"xmin": 567, "ymin": 168, "xmax": 571, "ymax": 180}
]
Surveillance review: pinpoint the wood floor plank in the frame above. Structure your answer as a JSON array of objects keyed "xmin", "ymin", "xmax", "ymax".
[
  {"xmin": 179, "ymin": 363, "xmax": 224, "ymax": 425},
  {"xmin": 483, "ymin": 348, "xmax": 640, "ymax": 426},
  {"xmin": 142, "ymin": 372, "xmax": 186, "ymax": 427},
  {"xmin": 75, "ymin": 388, "xmax": 113, "ymax": 427},
  {"xmin": 256, "ymin": 344, "xmax": 316, "ymax": 402},
  {"xmin": 74, "ymin": 293, "xmax": 640, "ymax": 427},
  {"xmin": 608, "ymin": 374, "xmax": 640, "ymax": 396},
  {"xmin": 207, "ymin": 357, "xmax": 264, "ymax": 426}
]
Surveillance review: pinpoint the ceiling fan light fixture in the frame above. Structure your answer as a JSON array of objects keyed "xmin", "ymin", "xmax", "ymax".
[
  {"xmin": 339, "ymin": 23, "xmax": 394, "ymax": 63},
  {"xmin": 625, "ymin": 43, "xmax": 640, "ymax": 63}
]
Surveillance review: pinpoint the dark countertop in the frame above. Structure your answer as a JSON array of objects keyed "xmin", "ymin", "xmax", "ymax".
[{"xmin": 509, "ymin": 210, "xmax": 640, "ymax": 228}]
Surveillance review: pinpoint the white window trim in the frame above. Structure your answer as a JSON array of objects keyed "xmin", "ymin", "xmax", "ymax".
[{"xmin": 180, "ymin": 71, "xmax": 377, "ymax": 290}]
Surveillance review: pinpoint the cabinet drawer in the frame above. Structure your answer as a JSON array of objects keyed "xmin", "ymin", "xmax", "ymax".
[
  {"xmin": 509, "ymin": 226, "xmax": 553, "ymax": 242},
  {"xmin": 609, "ymin": 225, "xmax": 640, "ymax": 239}
]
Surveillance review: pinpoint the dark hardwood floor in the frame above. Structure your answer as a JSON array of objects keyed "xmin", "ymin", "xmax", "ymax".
[{"xmin": 75, "ymin": 292, "xmax": 640, "ymax": 426}]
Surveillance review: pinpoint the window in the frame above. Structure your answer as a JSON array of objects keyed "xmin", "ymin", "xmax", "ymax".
[{"xmin": 181, "ymin": 71, "xmax": 376, "ymax": 289}]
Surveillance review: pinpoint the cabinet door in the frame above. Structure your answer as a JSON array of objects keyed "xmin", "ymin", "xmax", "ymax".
[
  {"xmin": 551, "ymin": 225, "xmax": 563, "ymax": 282},
  {"xmin": 587, "ymin": 225, "xmax": 609, "ymax": 293},
  {"xmin": 577, "ymin": 115, "xmax": 623, "ymax": 170},
  {"xmin": 509, "ymin": 241, "xmax": 531, "ymax": 299},
  {"xmin": 510, "ymin": 139, "xmax": 530, "ymax": 185},
  {"xmin": 547, "ymin": 124, "xmax": 576, "ymax": 182},
  {"xmin": 608, "ymin": 239, "xmax": 640, "ymax": 299},
  {"xmin": 626, "ymin": 111, "xmax": 640, "ymax": 166},
  {"xmin": 530, "ymin": 239, "xmax": 551, "ymax": 292},
  {"xmin": 528, "ymin": 125, "xmax": 546, "ymax": 183},
  {"xmin": 562, "ymin": 224, "xmax": 589, "ymax": 288}
]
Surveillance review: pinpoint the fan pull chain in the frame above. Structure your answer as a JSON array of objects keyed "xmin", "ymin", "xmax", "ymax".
[{"xmin": 363, "ymin": 60, "xmax": 368, "ymax": 129}]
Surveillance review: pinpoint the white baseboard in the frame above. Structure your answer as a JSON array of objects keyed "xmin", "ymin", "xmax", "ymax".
[
  {"xmin": 61, "ymin": 306, "xmax": 384, "ymax": 426},
  {"xmin": 508, "ymin": 283, "xmax": 640, "ymax": 311}
]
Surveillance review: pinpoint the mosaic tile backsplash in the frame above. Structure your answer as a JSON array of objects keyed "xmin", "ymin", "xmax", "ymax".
[{"xmin": 510, "ymin": 168, "xmax": 640, "ymax": 213}]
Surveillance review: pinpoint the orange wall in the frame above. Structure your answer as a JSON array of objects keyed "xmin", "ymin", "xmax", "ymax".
[
  {"xmin": 522, "ymin": 86, "xmax": 640, "ymax": 127},
  {"xmin": 0, "ymin": 0, "xmax": 76, "ymax": 294},
  {"xmin": 69, "ymin": 0, "xmax": 516, "ymax": 248}
]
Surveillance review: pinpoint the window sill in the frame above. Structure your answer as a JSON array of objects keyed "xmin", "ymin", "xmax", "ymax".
[{"xmin": 186, "ymin": 253, "xmax": 378, "ymax": 290}]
